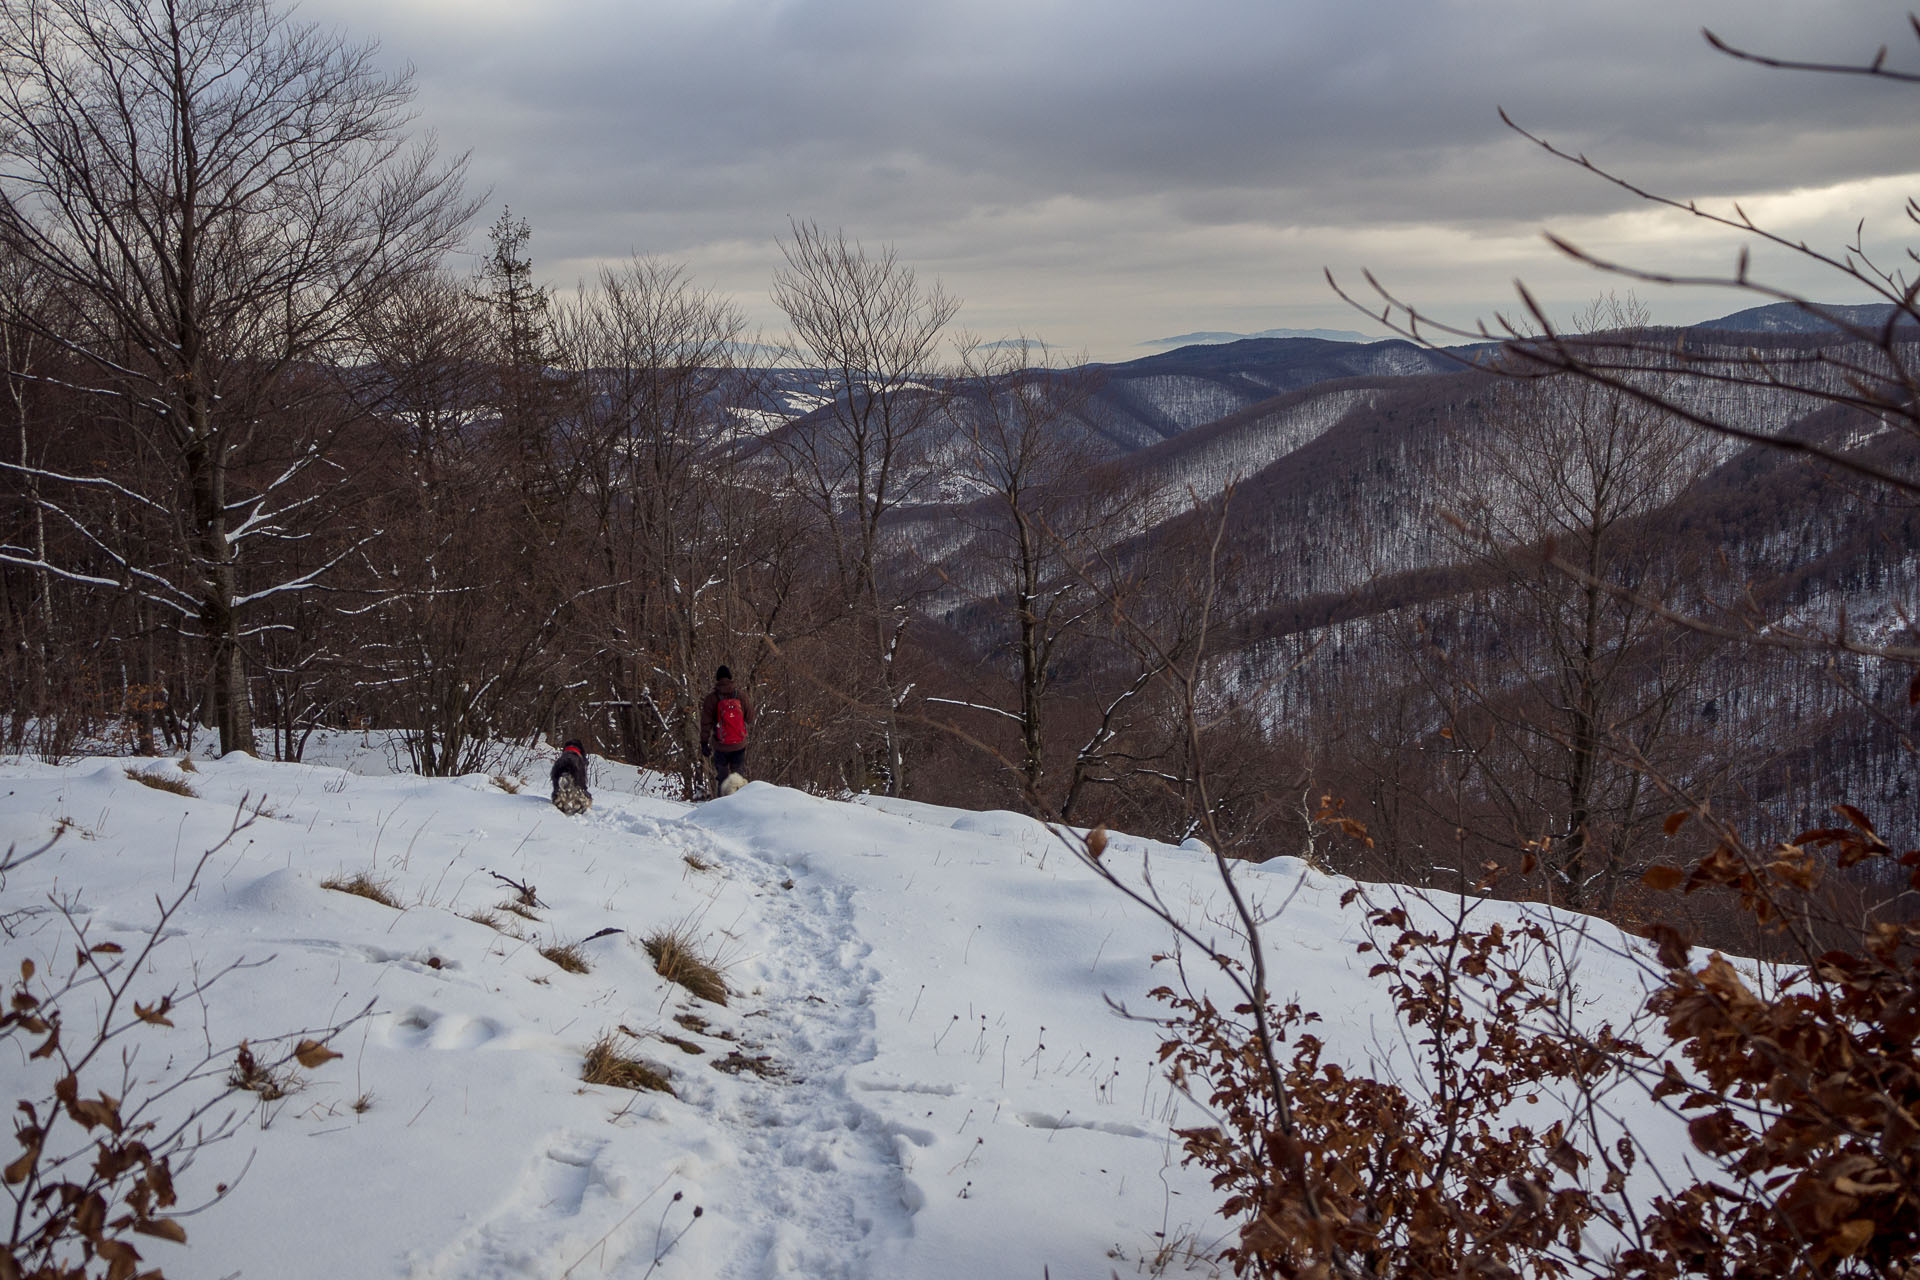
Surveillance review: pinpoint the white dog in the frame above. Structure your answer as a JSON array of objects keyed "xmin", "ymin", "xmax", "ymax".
[{"xmin": 719, "ymin": 772, "xmax": 748, "ymax": 797}]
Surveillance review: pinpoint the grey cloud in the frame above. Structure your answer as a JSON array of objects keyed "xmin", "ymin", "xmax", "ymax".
[{"xmin": 304, "ymin": 0, "xmax": 1920, "ymax": 354}]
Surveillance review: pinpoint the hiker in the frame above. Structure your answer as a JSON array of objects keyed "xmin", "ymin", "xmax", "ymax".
[
  {"xmin": 550, "ymin": 739, "xmax": 592, "ymax": 812},
  {"xmin": 699, "ymin": 666, "xmax": 755, "ymax": 795}
]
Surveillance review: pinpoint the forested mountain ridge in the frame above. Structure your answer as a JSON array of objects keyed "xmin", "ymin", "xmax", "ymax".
[{"xmin": 886, "ymin": 320, "xmax": 1920, "ymax": 891}]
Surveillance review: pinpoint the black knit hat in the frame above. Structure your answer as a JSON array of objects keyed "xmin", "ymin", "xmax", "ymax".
[{"xmin": 715, "ymin": 665, "xmax": 732, "ymax": 681}]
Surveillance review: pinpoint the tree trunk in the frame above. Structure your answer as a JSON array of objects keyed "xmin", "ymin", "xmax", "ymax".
[
  {"xmin": 186, "ymin": 433, "xmax": 252, "ymax": 756},
  {"xmin": 1015, "ymin": 513, "xmax": 1045, "ymax": 799}
]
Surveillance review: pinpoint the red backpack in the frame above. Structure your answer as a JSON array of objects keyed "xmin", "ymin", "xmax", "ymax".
[{"xmin": 715, "ymin": 695, "xmax": 747, "ymax": 749}]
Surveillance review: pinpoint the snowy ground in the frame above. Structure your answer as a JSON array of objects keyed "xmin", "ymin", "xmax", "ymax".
[{"xmin": 0, "ymin": 735, "xmax": 1685, "ymax": 1279}]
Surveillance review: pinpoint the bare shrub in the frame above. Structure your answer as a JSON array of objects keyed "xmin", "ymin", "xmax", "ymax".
[
  {"xmin": 226, "ymin": 1040, "xmax": 299, "ymax": 1101},
  {"xmin": 487, "ymin": 870, "xmax": 540, "ymax": 907},
  {"xmin": 1, "ymin": 825, "xmax": 358, "ymax": 1278}
]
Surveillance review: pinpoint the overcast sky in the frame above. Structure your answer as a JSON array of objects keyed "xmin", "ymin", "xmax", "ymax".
[{"xmin": 304, "ymin": 0, "xmax": 1920, "ymax": 361}]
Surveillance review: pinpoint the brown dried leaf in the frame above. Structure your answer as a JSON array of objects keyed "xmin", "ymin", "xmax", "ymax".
[
  {"xmin": 1663, "ymin": 811, "xmax": 1690, "ymax": 836},
  {"xmin": 1832, "ymin": 1217, "xmax": 1876, "ymax": 1256},
  {"xmin": 133, "ymin": 999, "xmax": 172, "ymax": 1028},
  {"xmin": 293, "ymin": 1039, "xmax": 342, "ymax": 1069},
  {"xmin": 68, "ymin": 1094, "xmax": 121, "ymax": 1132},
  {"xmin": 131, "ymin": 1217, "xmax": 186, "ymax": 1245},
  {"xmin": 1642, "ymin": 866, "xmax": 1686, "ymax": 892},
  {"xmin": 3, "ymin": 1139, "xmax": 38, "ymax": 1186},
  {"xmin": 1687, "ymin": 1110, "xmax": 1745, "ymax": 1157},
  {"xmin": 94, "ymin": 1237, "xmax": 137, "ymax": 1280},
  {"xmin": 1837, "ymin": 804, "xmax": 1879, "ymax": 837},
  {"xmin": 1767, "ymin": 853, "xmax": 1818, "ymax": 891}
]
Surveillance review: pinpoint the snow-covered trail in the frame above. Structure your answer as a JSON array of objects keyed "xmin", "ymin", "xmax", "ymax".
[
  {"xmin": 600, "ymin": 802, "xmax": 913, "ymax": 1279},
  {"xmin": 375, "ymin": 789, "xmax": 917, "ymax": 1280}
]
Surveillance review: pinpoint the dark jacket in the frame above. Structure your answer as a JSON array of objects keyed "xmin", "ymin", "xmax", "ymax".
[
  {"xmin": 550, "ymin": 744, "xmax": 589, "ymax": 791},
  {"xmin": 699, "ymin": 680, "xmax": 755, "ymax": 752}
]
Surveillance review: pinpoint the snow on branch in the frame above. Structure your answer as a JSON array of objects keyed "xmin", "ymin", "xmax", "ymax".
[
  {"xmin": 225, "ymin": 446, "xmax": 325, "ymax": 516},
  {"xmin": 227, "ymin": 487, "xmax": 329, "ymax": 545},
  {"xmin": 0, "ymin": 458, "xmax": 166, "ymax": 510},
  {"xmin": 924, "ymin": 696, "xmax": 1024, "ymax": 725},
  {"xmin": 234, "ymin": 531, "xmax": 385, "ymax": 607}
]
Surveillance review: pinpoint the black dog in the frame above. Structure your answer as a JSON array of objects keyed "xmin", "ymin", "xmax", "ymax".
[{"xmin": 550, "ymin": 740, "xmax": 592, "ymax": 813}]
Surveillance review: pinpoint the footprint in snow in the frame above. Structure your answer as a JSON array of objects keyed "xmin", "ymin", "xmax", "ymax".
[
  {"xmin": 381, "ymin": 1007, "xmax": 507, "ymax": 1051},
  {"xmin": 408, "ymin": 1133, "xmax": 642, "ymax": 1280}
]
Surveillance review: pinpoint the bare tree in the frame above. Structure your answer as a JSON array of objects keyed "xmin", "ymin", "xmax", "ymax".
[
  {"xmin": 475, "ymin": 207, "xmax": 563, "ymax": 497},
  {"xmin": 348, "ymin": 269, "xmax": 563, "ymax": 777},
  {"xmin": 935, "ymin": 336, "xmax": 1113, "ymax": 801},
  {"xmin": 0, "ymin": 0, "xmax": 473, "ymax": 754},
  {"xmin": 550, "ymin": 257, "xmax": 765, "ymax": 789},
  {"xmin": 1430, "ymin": 297, "xmax": 1721, "ymax": 908},
  {"xmin": 772, "ymin": 221, "xmax": 958, "ymax": 795}
]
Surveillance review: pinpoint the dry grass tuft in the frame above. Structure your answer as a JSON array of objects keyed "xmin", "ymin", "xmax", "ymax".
[
  {"xmin": 490, "ymin": 774, "xmax": 522, "ymax": 794},
  {"xmin": 124, "ymin": 765, "xmax": 197, "ymax": 798},
  {"xmin": 176, "ymin": 756, "xmax": 197, "ymax": 772},
  {"xmin": 539, "ymin": 939, "xmax": 590, "ymax": 974},
  {"xmin": 682, "ymin": 853, "xmax": 715, "ymax": 873},
  {"xmin": 645, "ymin": 925, "xmax": 729, "ymax": 1005},
  {"xmin": 321, "ymin": 871, "xmax": 400, "ymax": 908},
  {"xmin": 498, "ymin": 900, "xmax": 542, "ymax": 922},
  {"xmin": 581, "ymin": 1033, "xmax": 673, "ymax": 1094},
  {"xmin": 228, "ymin": 1041, "xmax": 298, "ymax": 1100}
]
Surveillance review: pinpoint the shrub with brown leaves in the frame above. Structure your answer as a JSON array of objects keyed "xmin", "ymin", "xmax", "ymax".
[
  {"xmin": 1620, "ymin": 805, "xmax": 1920, "ymax": 1279},
  {"xmin": 1156, "ymin": 892, "xmax": 1642, "ymax": 1279},
  {"xmin": 1154, "ymin": 800, "xmax": 1920, "ymax": 1280},
  {"xmin": 3, "ymin": 826, "xmax": 362, "ymax": 1280}
]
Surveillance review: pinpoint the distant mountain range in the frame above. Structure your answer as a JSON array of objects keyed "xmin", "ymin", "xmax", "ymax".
[
  {"xmin": 1142, "ymin": 326, "xmax": 1374, "ymax": 348},
  {"xmin": 1139, "ymin": 303, "xmax": 1912, "ymax": 352},
  {"xmin": 1687, "ymin": 301, "xmax": 1916, "ymax": 335}
]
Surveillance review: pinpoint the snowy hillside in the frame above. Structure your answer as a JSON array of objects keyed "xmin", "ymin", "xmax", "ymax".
[{"xmin": 0, "ymin": 742, "xmax": 1685, "ymax": 1279}]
